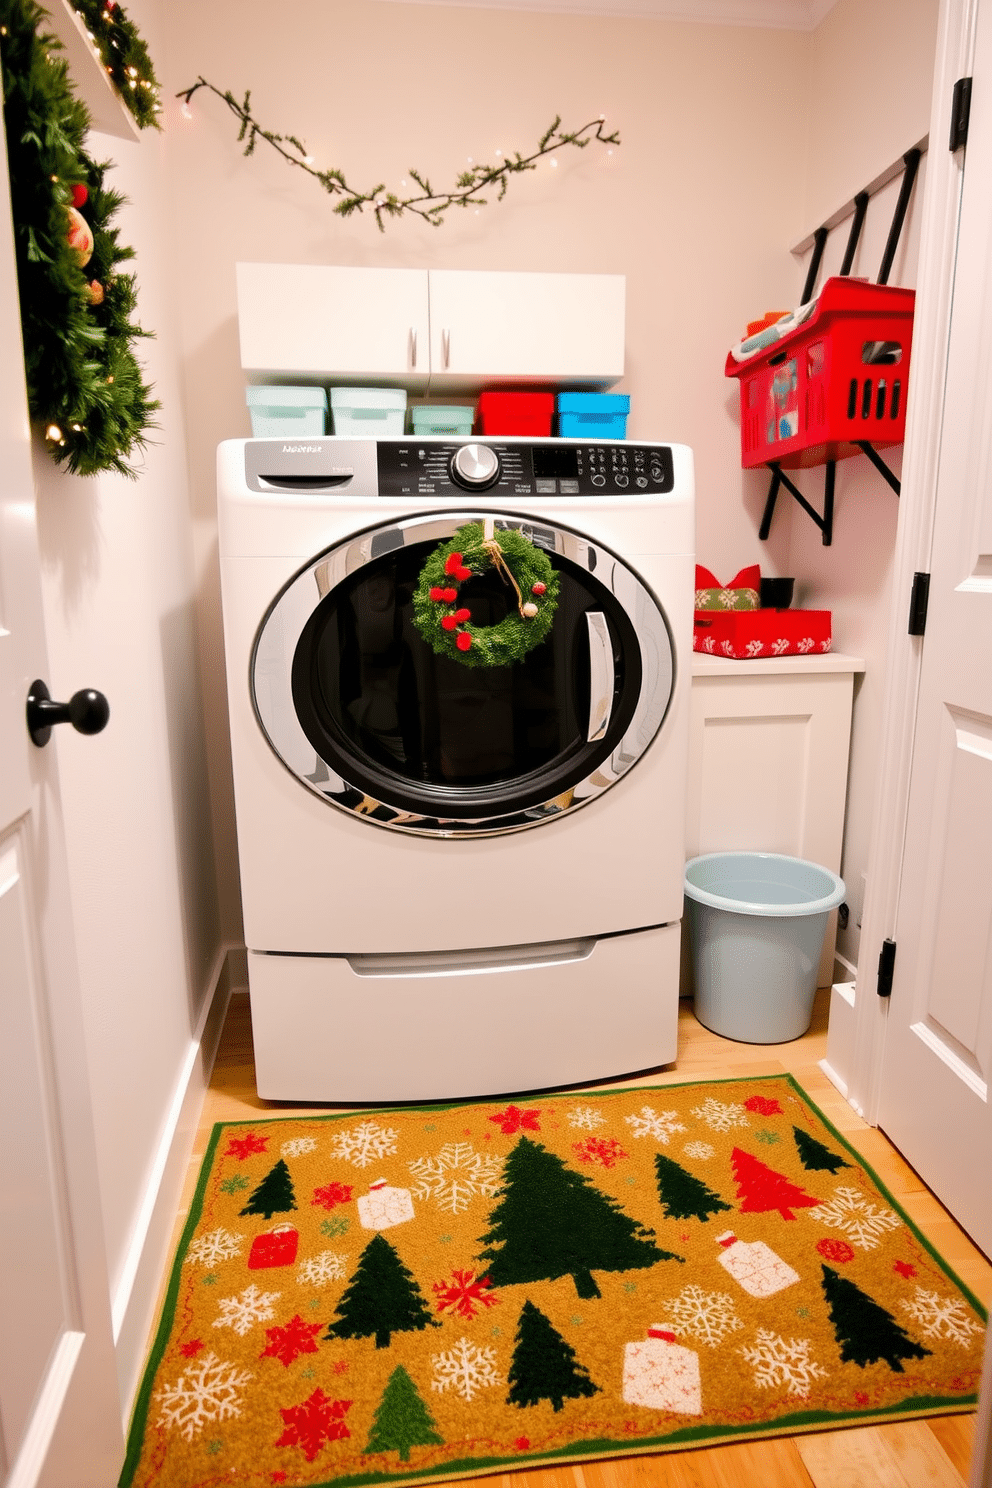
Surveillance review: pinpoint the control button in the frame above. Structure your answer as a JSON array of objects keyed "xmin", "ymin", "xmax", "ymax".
[
  {"xmin": 635, "ymin": 476, "xmax": 648, "ymax": 488},
  {"xmin": 559, "ymin": 480, "xmax": 580, "ymax": 494},
  {"xmin": 614, "ymin": 474, "xmax": 629, "ymax": 488},
  {"xmin": 449, "ymin": 442, "xmax": 500, "ymax": 489},
  {"xmin": 650, "ymin": 467, "xmax": 664, "ymax": 481},
  {"xmin": 535, "ymin": 479, "xmax": 557, "ymax": 494},
  {"xmin": 591, "ymin": 474, "xmax": 606, "ymax": 487}
]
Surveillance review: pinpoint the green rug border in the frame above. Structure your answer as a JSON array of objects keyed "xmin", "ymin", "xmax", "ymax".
[{"xmin": 119, "ymin": 1071, "xmax": 988, "ymax": 1488}]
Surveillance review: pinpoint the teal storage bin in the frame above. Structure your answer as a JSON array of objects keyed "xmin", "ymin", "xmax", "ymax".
[
  {"xmin": 557, "ymin": 392, "xmax": 630, "ymax": 439},
  {"xmin": 330, "ymin": 387, "xmax": 406, "ymax": 435},
  {"xmin": 246, "ymin": 385, "xmax": 327, "ymax": 438},
  {"xmin": 684, "ymin": 852, "xmax": 845, "ymax": 1044},
  {"xmin": 411, "ymin": 405, "xmax": 474, "ymax": 436}
]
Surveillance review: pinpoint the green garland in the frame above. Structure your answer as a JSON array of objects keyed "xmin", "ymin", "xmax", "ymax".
[
  {"xmin": 73, "ymin": 0, "xmax": 162, "ymax": 131},
  {"xmin": 412, "ymin": 524, "xmax": 560, "ymax": 669},
  {"xmin": 177, "ymin": 78, "xmax": 620, "ymax": 231},
  {"xmin": 0, "ymin": 0, "xmax": 159, "ymax": 476}
]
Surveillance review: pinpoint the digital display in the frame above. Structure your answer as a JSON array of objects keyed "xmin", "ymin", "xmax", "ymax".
[{"xmin": 532, "ymin": 446, "xmax": 580, "ymax": 479}]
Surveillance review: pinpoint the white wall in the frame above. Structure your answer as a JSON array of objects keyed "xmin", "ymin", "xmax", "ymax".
[{"xmin": 29, "ymin": 0, "xmax": 225, "ymax": 1412}]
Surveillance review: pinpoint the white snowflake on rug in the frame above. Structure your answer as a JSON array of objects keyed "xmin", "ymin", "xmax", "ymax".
[
  {"xmin": 409, "ymin": 1144, "xmax": 503, "ymax": 1215},
  {"xmin": 281, "ymin": 1136, "xmax": 318, "ymax": 1159},
  {"xmin": 431, "ymin": 1337, "xmax": 502, "ymax": 1401},
  {"xmin": 899, "ymin": 1287, "xmax": 984, "ymax": 1345},
  {"xmin": 683, "ymin": 1141, "xmax": 715, "ymax": 1160},
  {"xmin": 624, "ymin": 1106, "xmax": 686, "ymax": 1143},
  {"xmin": 155, "ymin": 1353, "xmax": 253, "ymax": 1441},
  {"xmin": 184, "ymin": 1227, "xmax": 244, "ymax": 1268},
  {"xmin": 690, "ymin": 1098, "xmax": 750, "ymax": 1133},
  {"xmin": 567, "ymin": 1105, "xmax": 607, "ymax": 1131},
  {"xmin": 212, "ymin": 1283, "xmax": 280, "ymax": 1337},
  {"xmin": 810, "ymin": 1185, "xmax": 901, "ymax": 1250},
  {"xmin": 329, "ymin": 1121, "xmax": 399, "ymax": 1168},
  {"xmin": 297, "ymin": 1251, "xmax": 349, "ymax": 1288},
  {"xmin": 740, "ymin": 1329, "xmax": 827, "ymax": 1397},
  {"xmin": 664, "ymin": 1284, "xmax": 743, "ymax": 1347}
]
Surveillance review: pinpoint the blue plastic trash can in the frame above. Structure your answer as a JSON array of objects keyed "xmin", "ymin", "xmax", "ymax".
[{"xmin": 684, "ymin": 852, "xmax": 845, "ymax": 1043}]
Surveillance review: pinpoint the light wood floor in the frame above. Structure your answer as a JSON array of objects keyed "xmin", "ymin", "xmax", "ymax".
[{"xmin": 165, "ymin": 988, "xmax": 991, "ymax": 1488}]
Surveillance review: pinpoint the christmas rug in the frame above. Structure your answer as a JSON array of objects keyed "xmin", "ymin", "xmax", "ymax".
[{"xmin": 120, "ymin": 1074, "xmax": 987, "ymax": 1488}]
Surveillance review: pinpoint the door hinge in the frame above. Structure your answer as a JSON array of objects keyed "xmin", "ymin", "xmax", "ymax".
[
  {"xmin": 950, "ymin": 76, "xmax": 972, "ymax": 150},
  {"xmin": 877, "ymin": 938, "xmax": 896, "ymax": 998},
  {"xmin": 908, "ymin": 571, "xmax": 930, "ymax": 636}
]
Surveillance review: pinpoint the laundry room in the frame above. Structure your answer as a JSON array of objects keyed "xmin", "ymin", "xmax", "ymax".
[{"xmin": 6, "ymin": 0, "xmax": 992, "ymax": 1483}]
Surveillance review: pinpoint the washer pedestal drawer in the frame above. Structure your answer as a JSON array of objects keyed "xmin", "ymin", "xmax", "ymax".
[{"xmin": 246, "ymin": 922, "xmax": 680, "ymax": 1103}]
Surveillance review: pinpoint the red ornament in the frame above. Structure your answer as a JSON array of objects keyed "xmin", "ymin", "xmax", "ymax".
[
  {"xmin": 444, "ymin": 551, "xmax": 464, "ymax": 576},
  {"xmin": 817, "ymin": 1237, "xmax": 856, "ymax": 1264},
  {"xmin": 441, "ymin": 615, "xmax": 459, "ymax": 631},
  {"xmin": 70, "ymin": 183, "xmax": 88, "ymax": 208},
  {"xmin": 454, "ymin": 607, "xmax": 471, "ymax": 623},
  {"xmin": 442, "ymin": 587, "xmax": 458, "ymax": 602},
  {"xmin": 456, "ymin": 632, "xmax": 472, "ymax": 651},
  {"xmin": 531, "ymin": 582, "xmax": 547, "ymax": 595}
]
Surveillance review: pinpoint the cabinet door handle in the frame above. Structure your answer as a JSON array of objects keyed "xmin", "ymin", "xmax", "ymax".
[
  {"xmin": 409, "ymin": 327, "xmax": 417, "ymax": 368},
  {"xmin": 442, "ymin": 328, "xmax": 451, "ymax": 369},
  {"xmin": 585, "ymin": 612, "xmax": 614, "ymax": 742}
]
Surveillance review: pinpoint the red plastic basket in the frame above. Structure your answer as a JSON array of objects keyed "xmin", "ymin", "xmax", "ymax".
[
  {"xmin": 476, "ymin": 392, "xmax": 554, "ymax": 437},
  {"xmin": 725, "ymin": 278, "xmax": 915, "ymax": 470}
]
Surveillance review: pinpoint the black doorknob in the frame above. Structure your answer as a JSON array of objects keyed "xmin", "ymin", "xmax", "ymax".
[{"xmin": 26, "ymin": 679, "xmax": 110, "ymax": 747}]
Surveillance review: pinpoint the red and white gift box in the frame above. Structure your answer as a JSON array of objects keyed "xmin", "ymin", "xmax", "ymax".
[
  {"xmin": 693, "ymin": 608, "xmax": 831, "ymax": 660},
  {"xmin": 247, "ymin": 1223, "xmax": 299, "ymax": 1270}
]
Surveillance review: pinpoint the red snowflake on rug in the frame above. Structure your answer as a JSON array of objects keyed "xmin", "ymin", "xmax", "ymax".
[
  {"xmin": 312, "ymin": 1181, "xmax": 354, "ymax": 1211},
  {"xmin": 744, "ymin": 1095, "xmax": 783, "ymax": 1116},
  {"xmin": 433, "ymin": 1268, "xmax": 500, "ymax": 1319},
  {"xmin": 179, "ymin": 1339, "xmax": 204, "ymax": 1358},
  {"xmin": 894, "ymin": 1260, "xmax": 918, "ymax": 1278},
  {"xmin": 817, "ymin": 1237, "xmax": 856, "ymax": 1264},
  {"xmin": 488, "ymin": 1104, "xmax": 541, "ymax": 1135},
  {"xmin": 225, "ymin": 1131, "xmax": 269, "ymax": 1160},
  {"xmin": 260, "ymin": 1314, "xmax": 324, "ymax": 1367},
  {"xmin": 572, "ymin": 1136, "xmax": 628, "ymax": 1168},
  {"xmin": 275, "ymin": 1388, "xmax": 352, "ymax": 1462}
]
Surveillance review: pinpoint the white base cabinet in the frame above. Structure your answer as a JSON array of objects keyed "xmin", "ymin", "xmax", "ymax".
[
  {"xmin": 236, "ymin": 263, "xmax": 624, "ymax": 393},
  {"xmin": 685, "ymin": 652, "xmax": 864, "ymax": 992}
]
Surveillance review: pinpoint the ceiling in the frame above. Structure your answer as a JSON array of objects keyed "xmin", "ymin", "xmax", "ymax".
[{"xmin": 382, "ymin": 0, "xmax": 839, "ymax": 29}]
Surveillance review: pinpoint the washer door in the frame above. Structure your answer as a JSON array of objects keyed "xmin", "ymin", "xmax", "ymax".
[{"xmin": 252, "ymin": 513, "xmax": 675, "ymax": 836}]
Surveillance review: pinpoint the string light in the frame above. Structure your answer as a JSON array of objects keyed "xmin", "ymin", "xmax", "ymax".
[
  {"xmin": 180, "ymin": 100, "xmax": 192, "ymax": 119},
  {"xmin": 46, "ymin": 424, "xmax": 62, "ymax": 441}
]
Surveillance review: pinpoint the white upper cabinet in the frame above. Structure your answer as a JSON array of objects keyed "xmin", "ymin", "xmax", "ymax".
[
  {"xmin": 237, "ymin": 263, "xmax": 431, "ymax": 389},
  {"xmin": 427, "ymin": 270, "xmax": 625, "ymax": 389},
  {"xmin": 236, "ymin": 264, "xmax": 625, "ymax": 392}
]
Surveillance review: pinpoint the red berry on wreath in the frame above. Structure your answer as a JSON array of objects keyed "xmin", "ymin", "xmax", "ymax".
[
  {"xmin": 442, "ymin": 587, "xmax": 458, "ymax": 602},
  {"xmin": 454, "ymin": 607, "xmax": 471, "ymax": 623},
  {"xmin": 441, "ymin": 615, "xmax": 458, "ymax": 632},
  {"xmin": 444, "ymin": 552, "xmax": 463, "ymax": 576},
  {"xmin": 532, "ymin": 582, "xmax": 547, "ymax": 595},
  {"xmin": 429, "ymin": 586, "xmax": 447, "ymax": 601},
  {"xmin": 70, "ymin": 184, "xmax": 89, "ymax": 209},
  {"xmin": 456, "ymin": 632, "xmax": 472, "ymax": 651},
  {"xmin": 456, "ymin": 566, "xmax": 472, "ymax": 582}
]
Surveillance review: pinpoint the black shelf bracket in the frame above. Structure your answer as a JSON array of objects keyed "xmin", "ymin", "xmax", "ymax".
[
  {"xmin": 854, "ymin": 440, "xmax": 901, "ymax": 494},
  {"xmin": 760, "ymin": 461, "xmax": 836, "ymax": 546}
]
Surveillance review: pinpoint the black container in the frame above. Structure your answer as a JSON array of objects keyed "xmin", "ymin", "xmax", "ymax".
[{"xmin": 760, "ymin": 576, "xmax": 795, "ymax": 609}]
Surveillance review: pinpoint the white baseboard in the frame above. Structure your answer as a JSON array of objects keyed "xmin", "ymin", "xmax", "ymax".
[{"xmin": 112, "ymin": 942, "xmax": 242, "ymax": 1425}]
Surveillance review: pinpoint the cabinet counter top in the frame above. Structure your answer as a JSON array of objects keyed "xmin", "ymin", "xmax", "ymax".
[{"xmin": 691, "ymin": 651, "xmax": 866, "ymax": 678}]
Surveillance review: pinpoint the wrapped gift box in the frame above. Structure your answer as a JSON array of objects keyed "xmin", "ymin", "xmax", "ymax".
[{"xmin": 693, "ymin": 608, "xmax": 831, "ymax": 659}]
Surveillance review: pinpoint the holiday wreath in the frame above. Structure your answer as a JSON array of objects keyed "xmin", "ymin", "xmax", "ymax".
[
  {"xmin": 0, "ymin": 0, "xmax": 159, "ymax": 476},
  {"xmin": 412, "ymin": 523, "xmax": 560, "ymax": 668}
]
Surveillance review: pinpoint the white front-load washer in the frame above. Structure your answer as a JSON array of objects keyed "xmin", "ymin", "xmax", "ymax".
[{"xmin": 217, "ymin": 435, "xmax": 693, "ymax": 1102}]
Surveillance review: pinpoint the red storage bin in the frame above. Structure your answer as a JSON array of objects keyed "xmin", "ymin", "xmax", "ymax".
[
  {"xmin": 693, "ymin": 609, "xmax": 832, "ymax": 660},
  {"xmin": 725, "ymin": 278, "xmax": 915, "ymax": 470},
  {"xmin": 476, "ymin": 392, "xmax": 554, "ymax": 437}
]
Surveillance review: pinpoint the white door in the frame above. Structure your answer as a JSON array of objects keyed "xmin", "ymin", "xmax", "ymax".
[
  {"xmin": 0, "ymin": 116, "xmax": 123, "ymax": 1485},
  {"xmin": 427, "ymin": 269, "xmax": 625, "ymax": 388},
  {"xmin": 235, "ymin": 262, "xmax": 430, "ymax": 388},
  {"xmin": 876, "ymin": 4, "xmax": 992, "ymax": 1258}
]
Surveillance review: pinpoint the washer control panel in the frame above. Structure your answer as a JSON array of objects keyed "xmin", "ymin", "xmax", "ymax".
[{"xmin": 377, "ymin": 441, "xmax": 674, "ymax": 498}]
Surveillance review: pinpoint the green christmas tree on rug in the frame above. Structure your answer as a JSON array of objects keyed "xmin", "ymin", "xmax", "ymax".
[
  {"xmin": 325, "ymin": 1233, "xmax": 440, "ymax": 1350},
  {"xmin": 792, "ymin": 1126, "xmax": 851, "ymax": 1174},
  {"xmin": 654, "ymin": 1152, "xmax": 732, "ymax": 1222},
  {"xmin": 365, "ymin": 1365, "xmax": 444, "ymax": 1461},
  {"xmin": 477, "ymin": 1135, "xmax": 683, "ymax": 1300},
  {"xmin": 821, "ymin": 1265, "xmax": 932, "ymax": 1372},
  {"xmin": 507, "ymin": 1301, "xmax": 600, "ymax": 1412},
  {"xmin": 240, "ymin": 1158, "xmax": 296, "ymax": 1220},
  {"xmin": 730, "ymin": 1147, "xmax": 821, "ymax": 1221}
]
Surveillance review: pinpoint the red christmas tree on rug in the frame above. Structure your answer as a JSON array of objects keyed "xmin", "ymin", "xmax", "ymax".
[{"xmin": 730, "ymin": 1147, "xmax": 820, "ymax": 1220}]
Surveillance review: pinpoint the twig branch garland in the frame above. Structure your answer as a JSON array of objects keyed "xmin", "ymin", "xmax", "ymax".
[{"xmin": 175, "ymin": 77, "xmax": 620, "ymax": 231}]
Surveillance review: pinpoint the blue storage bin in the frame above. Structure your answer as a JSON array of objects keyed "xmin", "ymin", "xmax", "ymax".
[
  {"xmin": 246, "ymin": 385, "xmax": 327, "ymax": 438},
  {"xmin": 330, "ymin": 387, "xmax": 406, "ymax": 436},
  {"xmin": 557, "ymin": 392, "xmax": 630, "ymax": 439},
  {"xmin": 684, "ymin": 852, "xmax": 845, "ymax": 1044}
]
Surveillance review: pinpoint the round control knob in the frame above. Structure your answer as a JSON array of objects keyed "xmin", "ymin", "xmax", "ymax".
[{"xmin": 449, "ymin": 442, "xmax": 500, "ymax": 490}]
